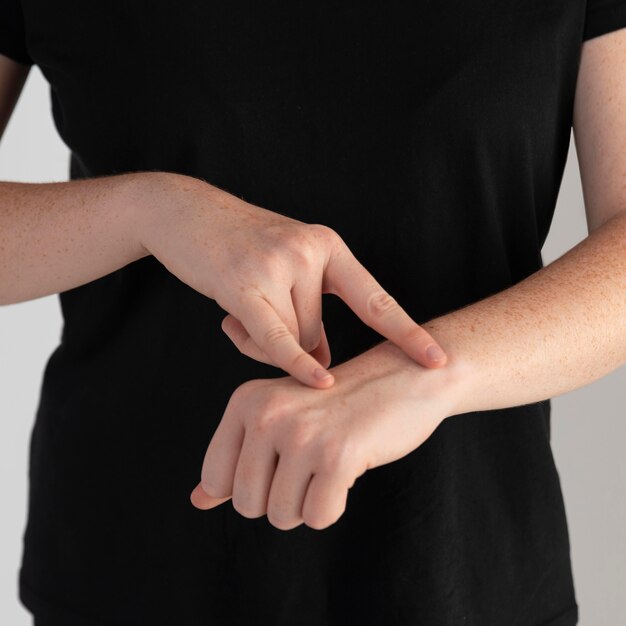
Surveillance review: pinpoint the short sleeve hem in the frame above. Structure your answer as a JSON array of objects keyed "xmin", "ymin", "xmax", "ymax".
[{"xmin": 583, "ymin": 3, "xmax": 626, "ymax": 41}]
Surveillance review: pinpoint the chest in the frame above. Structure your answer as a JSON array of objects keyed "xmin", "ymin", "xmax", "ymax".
[
  {"xmin": 20, "ymin": 0, "xmax": 586, "ymax": 191},
  {"xmin": 23, "ymin": 1, "xmax": 584, "ymax": 98}
]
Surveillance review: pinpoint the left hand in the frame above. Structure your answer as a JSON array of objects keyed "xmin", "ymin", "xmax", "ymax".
[{"xmin": 189, "ymin": 341, "xmax": 465, "ymax": 530}]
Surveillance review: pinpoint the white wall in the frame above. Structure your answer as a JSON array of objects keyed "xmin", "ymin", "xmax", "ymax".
[
  {"xmin": 544, "ymin": 135, "xmax": 626, "ymax": 625},
  {"xmin": 1, "ymin": 66, "xmax": 67, "ymax": 626},
  {"xmin": 0, "ymin": 65, "xmax": 624, "ymax": 625}
]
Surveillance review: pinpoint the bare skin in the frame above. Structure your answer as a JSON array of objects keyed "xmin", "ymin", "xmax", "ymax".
[
  {"xmin": 2, "ymin": 25, "xmax": 625, "ymax": 531},
  {"xmin": 190, "ymin": 340, "xmax": 464, "ymax": 531},
  {"xmin": 190, "ymin": 27, "xmax": 626, "ymax": 529},
  {"xmin": 133, "ymin": 174, "xmax": 450, "ymax": 385},
  {"xmin": 0, "ymin": 56, "xmax": 448, "ymax": 389}
]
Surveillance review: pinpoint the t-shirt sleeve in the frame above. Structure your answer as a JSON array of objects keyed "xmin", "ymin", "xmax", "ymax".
[
  {"xmin": 583, "ymin": 0, "xmax": 626, "ymax": 41},
  {"xmin": 0, "ymin": 0, "xmax": 34, "ymax": 66}
]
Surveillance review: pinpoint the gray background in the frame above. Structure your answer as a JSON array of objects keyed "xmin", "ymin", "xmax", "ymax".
[{"xmin": 1, "ymin": 66, "xmax": 624, "ymax": 625}]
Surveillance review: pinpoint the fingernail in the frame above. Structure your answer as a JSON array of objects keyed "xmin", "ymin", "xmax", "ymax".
[
  {"xmin": 313, "ymin": 367, "xmax": 333, "ymax": 380},
  {"xmin": 426, "ymin": 344, "xmax": 446, "ymax": 362}
]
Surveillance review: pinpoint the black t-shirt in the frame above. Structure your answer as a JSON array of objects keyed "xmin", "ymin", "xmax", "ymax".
[{"xmin": 2, "ymin": 2, "xmax": 626, "ymax": 625}]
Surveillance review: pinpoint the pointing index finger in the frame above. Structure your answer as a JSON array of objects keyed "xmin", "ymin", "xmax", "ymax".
[{"xmin": 324, "ymin": 245, "xmax": 447, "ymax": 367}]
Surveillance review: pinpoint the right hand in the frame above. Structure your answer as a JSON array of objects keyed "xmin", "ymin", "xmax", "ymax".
[{"xmin": 134, "ymin": 172, "xmax": 448, "ymax": 388}]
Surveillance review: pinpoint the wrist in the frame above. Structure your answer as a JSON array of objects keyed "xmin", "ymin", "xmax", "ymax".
[
  {"xmin": 118, "ymin": 170, "xmax": 218, "ymax": 259},
  {"xmin": 380, "ymin": 339, "xmax": 474, "ymax": 419},
  {"xmin": 333, "ymin": 339, "xmax": 474, "ymax": 421}
]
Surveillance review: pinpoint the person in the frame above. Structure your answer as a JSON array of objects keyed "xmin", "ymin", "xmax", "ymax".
[{"xmin": 1, "ymin": 1, "xmax": 625, "ymax": 624}]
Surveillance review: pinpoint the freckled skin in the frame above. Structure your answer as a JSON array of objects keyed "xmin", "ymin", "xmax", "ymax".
[
  {"xmin": 417, "ymin": 211, "xmax": 626, "ymax": 414},
  {"xmin": 190, "ymin": 29, "xmax": 626, "ymax": 529},
  {"xmin": 2, "ymin": 30, "xmax": 626, "ymax": 531},
  {"xmin": 0, "ymin": 175, "xmax": 148, "ymax": 302},
  {"xmin": 0, "ymin": 168, "xmax": 448, "ymax": 388},
  {"xmin": 189, "ymin": 208, "xmax": 626, "ymax": 530},
  {"xmin": 190, "ymin": 340, "xmax": 463, "ymax": 531}
]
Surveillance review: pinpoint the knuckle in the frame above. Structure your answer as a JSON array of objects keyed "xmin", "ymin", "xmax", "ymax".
[
  {"xmin": 263, "ymin": 324, "xmax": 292, "ymax": 347},
  {"xmin": 285, "ymin": 231, "xmax": 319, "ymax": 267},
  {"xmin": 263, "ymin": 389, "xmax": 292, "ymax": 413},
  {"xmin": 248, "ymin": 392, "xmax": 291, "ymax": 434},
  {"xmin": 310, "ymin": 223, "xmax": 341, "ymax": 246},
  {"xmin": 287, "ymin": 422, "xmax": 316, "ymax": 451},
  {"xmin": 232, "ymin": 379, "xmax": 263, "ymax": 405},
  {"xmin": 288, "ymin": 348, "xmax": 311, "ymax": 371},
  {"xmin": 200, "ymin": 477, "xmax": 227, "ymax": 499},
  {"xmin": 257, "ymin": 248, "xmax": 287, "ymax": 280},
  {"xmin": 317, "ymin": 436, "xmax": 358, "ymax": 472},
  {"xmin": 367, "ymin": 290, "xmax": 399, "ymax": 318},
  {"xmin": 250, "ymin": 410, "xmax": 279, "ymax": 436}
]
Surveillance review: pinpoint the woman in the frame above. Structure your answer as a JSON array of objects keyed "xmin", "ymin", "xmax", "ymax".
[{"xmin": 1, "ymin": 1, "xmax": 625, "ymax": 625}]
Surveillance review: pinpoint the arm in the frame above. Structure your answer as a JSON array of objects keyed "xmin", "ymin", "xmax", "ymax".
[
  {"xmin": 190, "ymin": 29, "xmax": 626, "ymax": 528},
  {"xmin": 416, "ymin": 210, "xmax": 625, "ymax": 414},
  {"xmin": 0, "ymin": 169, "xmax": 448, "ymax": 381},
  {"xmin": 377, "ymin": 27, "xmax": 626, "ymax": 416},
  {"xmin": 1, "ymin": 54, "xmax": 153, "ymax": 304},
  {"xmin": 0, "ymin": 54, "xmax": 447, "ymax": 384},
  {"xmin": 189, "ymin": 200, "xmax": 626, "ymax": 522},
  {"xmin": 0, "ymin": 172, "xmax": 154, "ymax": 305}
]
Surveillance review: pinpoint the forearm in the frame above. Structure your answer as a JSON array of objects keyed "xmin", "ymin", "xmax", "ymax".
[
  {"xmin": 0, "ymin": 171, "xmax": 169, "ymax": 305},
  {"xmin": 381, "ymin": 212, "xmax": 626, "ymax": 416}
]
